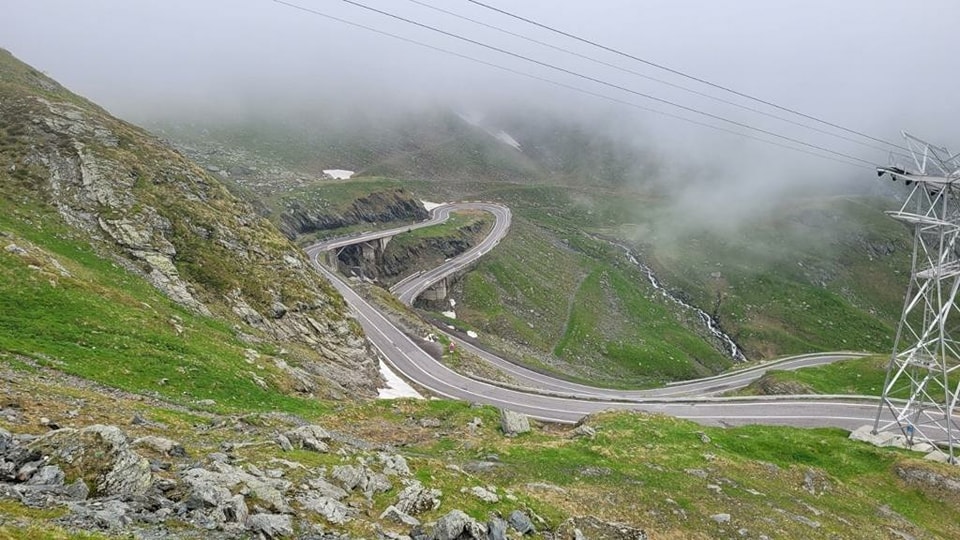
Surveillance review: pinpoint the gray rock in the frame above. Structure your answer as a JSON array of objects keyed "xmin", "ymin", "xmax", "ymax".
[
  {"xmin": 711, "ymin": 513, "xmax": 731, "ymax": 524},
  {"xmin": 696, "ymin": 431, "xmax": 712, "ymax": 444},
  {"xmin": 896, "ymin": 465, "xmax": 960, "ymax": 494},
  {"xmin": 181, "ymin": 462, "xmax": 292, "ymax": 513},
  {"xmin": 133, "ymin": 435, "xmax": 186, "ymax": 457},
  {"xmin": 67, "ymin": 499, "xmax": 132, "ymax": 529},
  {"xmin": 246, "ymin": 513, "xmax": 293, "ymax": 538},
  {"xmin": 298, "ymin": 494, "xmax": 357, "ymax": 525},
  {"xmin": 508, "ymin": 510, "xmax": 535, "ymax": 534},
  {"xmin": 331, "ymin": 464, "xmax": 391, "ymax": 496},
  {"xmin": 466, "ymin": 486, "xmax": 499, "ymax": 503},
  {"xmin": 225, "ymin": 493, "xmax": 249, "ymax": 524},
  {"xmin": 276, "ymin": 434, "xmax": 293, "ymax": 452},
  {"xmin": 381, "ymin": 504, "xmax": 421, "ymax": 527},
  {"xmin": 380, "ymin": 452, "xmax": 412, "ymax": 477},
  {"xmin": 29, "ymin": 425, "xmax": 152, "ymax": 497},
  {"xmin": 16, "ymin": 460, "xmax": 42, "ymax": 482},
  {"xmin": 556, "ymin": 516, "xmax": 648, "ymax": 540},
  {"xmin": 25, "ymin": 464, "xmax": 65, "ymax": 486},
  {"xmin": 487, "ymin": 517, "xmax": 508, "ymax": 540},
  {"xmin": 284, "ymin": 425, "xmax": 331, "ymax": 452},
  {"xmin": 432, "ymin": 509, "xmax": 486, "ymax": 540},
  {"xmin": 182, "ymin": 469, "xmax": 233, "ymax": 510},
  {"xmin": 419, "ymin": 418, "xmax": 441, "ymax": 428},
  {"xmin": 0, "ymin": 427, "xmax": 13, "ymax": 454},
  {"xmin": 307, "ymin": 477, "xmax": 349, "ymax": 500},
  {"xmin": 572, "ymin": 425, "xmax": 596, "ymax": 439},
  {"xmin": 64, "ymin": 478, "xmax": 90, "ymax": 501},
  {"xmin": 395, "ymin": 480, "xmax": 442, "ymax": 515},
  {"xmin": 499, "ymin": 409, "xmax": 530, "ymax": 437},
  {"xmin": 5, "ymin": 244, "xmax": 27, "ymax": 255}
]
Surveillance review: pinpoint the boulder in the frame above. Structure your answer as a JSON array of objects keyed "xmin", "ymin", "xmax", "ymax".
[
  {"xmin": 555, "ymin": 516, "xmax": 648, "ymax": 540},
  {"xmin": 431, "ymin": 509, "xmax": 486, "ymax": 540},
  {"xmin": 380, "ymin": 452, "xmax": 412, "ymax": 477},
  {"xmin": 246, "ymin": 513, "xmax": 293, "ymax": 538},
  {"xmin": 29, "ymin": 425, "xmax": 152, "ymax": 497},
  {"xmin": 67, "ymin": 499, "xmax": 132, "ymax": 529},
  {"xmin": 466, "ymin": 486, "xmax": 499, "ymax": 503},
  {"xmin": 499, "ymin": 409, "xmax": 530, "ymax": 437},
  {"xmin": 381, "ymin": 504, "xmax": 421, "ymax": 527},
  {"xmin": 395, "ymin": 480, "xmax": 442, "ymax": 515},
  {"xmin": 283, "ymin": 425, "xmax": 331, "ymax": 453},
  {"xmin": 332, "ymin": 464, "xmax": 391, "ymax": 496},
  {"xmin": 298, "ymin": 494, "xmax": 357, "ymax": 525},
  {"xmin": 306, "ymin": 477, "xmax": 349, "ymax": 500},
  {"xmin": 508, "ymin": 510, "xmax": 535, "ymax": 535},
  {"xmin": 25, "ymin": 464, "xmax": 65, "ymax": 486},
  {"xmin": 572, "ymin": 425, "xmax": 597, "ymax": 440},
  {"xmin": 132, "ymin": 435, "xmax": 186, "ymax": 457},
  {"xmin": 487, "ymin": 517, "xmax": 508, "ymax": 540},
  {"xmin": 181, "ymin": 462, "xmax": 291, "ymax": 513}
]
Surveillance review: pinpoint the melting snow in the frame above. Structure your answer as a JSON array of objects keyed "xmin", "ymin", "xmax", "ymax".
[
  {"xmin": 422, "ymin": 200, "xmax": 444, "ymax": 211},
  {"xmin": 323, "ymin": 169, "xmax": 354, "ymax": 180},
  {"xmin": 495, "ymin": 131, "xmax": 521, "ymax": 150},
  {"xmin": 377, "ymin": 360, "xmax": 423, "ymax": 399},
  {"xmin": 466, "ymin": 330, "xmax": 478, "ymax": 338},
  {"xmin": 441, "ymin": 310, "xmax": 457, "ymax": 319}
]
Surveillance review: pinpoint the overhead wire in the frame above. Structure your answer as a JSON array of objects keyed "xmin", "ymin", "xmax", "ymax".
[
  {"xmin": 466, "ymin": 0, "xmax": 911, "ymax": 154},
  {"xmin": 269, "ymin": 0, "xmax": 873, "ymax": 169},
  {"xmin": 404, "ymin": 0, "xmax": 910, "ymax": 161},
  {"xmin": 330, "ymin": 0, "xmax": 877, "ymax": 166}
]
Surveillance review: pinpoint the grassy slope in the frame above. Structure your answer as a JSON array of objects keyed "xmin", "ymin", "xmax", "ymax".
[
  {"xmin": 647, "ymin": 196, "xmax": 907, "ymax": 358},
  {"xmin": 4, "ymin": 360, "xmax": 958, "ymax": 540},
  {"xmin": 739, "ymin": 355, "xmax": 960, "ymax": 400},
  {"xmin": 0, "ymin": 198, "xmax": 330, "ymax": 417},
  {"xmin": 0, "ymin": 48, "xmax": 369, "ymax": 409},
  {"xmin": 456, "ymin": 185, "xmax": 731, "ymax": 387}
]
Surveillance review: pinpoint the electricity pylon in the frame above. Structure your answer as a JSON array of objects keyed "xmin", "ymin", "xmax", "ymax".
[{"xmin": 874, "ymin": 132, "xmax": 960, "ymax": 459}]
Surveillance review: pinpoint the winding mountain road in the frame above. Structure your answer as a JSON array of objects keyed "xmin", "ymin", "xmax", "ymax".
[{"xmin": 306, "ymin": 203, "xmax": 898, "ymax": 432}]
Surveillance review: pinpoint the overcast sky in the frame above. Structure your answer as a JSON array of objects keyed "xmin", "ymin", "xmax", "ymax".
[{"xmin": 4, "ymin": 0, "xmax": 959, "ymax": 187}]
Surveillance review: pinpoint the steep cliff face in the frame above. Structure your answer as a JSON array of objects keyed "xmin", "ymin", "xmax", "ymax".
[
  {"xmin": 278, "ymin": 188, "xmax": 428, "ymax": 238},
  {"xmin": 0, "ymin": 49, "xmax": 379, "ymax": 396},
  {"xmin": 337, "ymin": 213, "xmax": 490, "ymax": 287}
]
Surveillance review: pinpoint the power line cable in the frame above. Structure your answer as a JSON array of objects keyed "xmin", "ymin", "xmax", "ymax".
[
  {"xmin": 330, "ymin": 0, "xmax": 876, "ymax": 165},
  {"xmin": 466, "ymin": 0, "xmax": 910, "ymax": 153},
  {"xmin": 269, "ymin": 0, "xmax": 872, "ymax": 169},
  {"xmin": 405, "ymin": 0, "xmax": 909, "ymax": 160}
]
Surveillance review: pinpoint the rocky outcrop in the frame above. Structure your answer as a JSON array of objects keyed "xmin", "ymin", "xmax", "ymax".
[
  {"xmin": 554, "ymin": 516, "xmax": 649, "ymax": 540},
  {"xmin": 500, "ymin": 409, "xmax": 531, "ymax": 437},
  {"xmin": 0, "ymin": 51, "xmax": 381, "ymax": 397},
  {"xmin": 744, "ymin": 373, "xmax": 814, "ymax": 396},
  {"xmin": 29, "ymin": 425, "xmax": 152, "ymax": 498},
  {"xmin": 279, "ymin": 188, "xmax": 428, "ymax": 238}
]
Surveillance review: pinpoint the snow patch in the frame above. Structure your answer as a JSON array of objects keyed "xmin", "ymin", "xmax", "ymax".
[
  {"xmin": 377, "ymin": 360, "xmax": 423, "ymax": 399},
  {"xmin": 495, "ymin": 131, "xmax": 521, "ymax": 150},
  {"xmin": 421, "ymin": 200, "xmax": 444, "ymax": 211},
  {"xmin": 323, "ymin": 169, "xmax": 354, "ymax": 180},
  {"xmin": 466, "ymin": 330, "xmax": 478, "ymax": 338},
  {"xmin": 456, "ymin": 112, "xmax": 521, "ymax": 151},
  {"xmin": 441, "ymin": 310, "xmax": 457, "ymax": 319}
]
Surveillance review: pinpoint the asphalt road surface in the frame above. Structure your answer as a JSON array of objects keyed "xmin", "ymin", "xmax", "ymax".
[{"xmin": 306, "ymin": 203, "xmax": 900, "ymax": 432}]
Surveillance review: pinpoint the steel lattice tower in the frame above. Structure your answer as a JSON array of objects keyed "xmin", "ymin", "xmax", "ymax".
[{"xmin": 874, "ymin": 133, "xmax": 960, "ymax": 459}]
